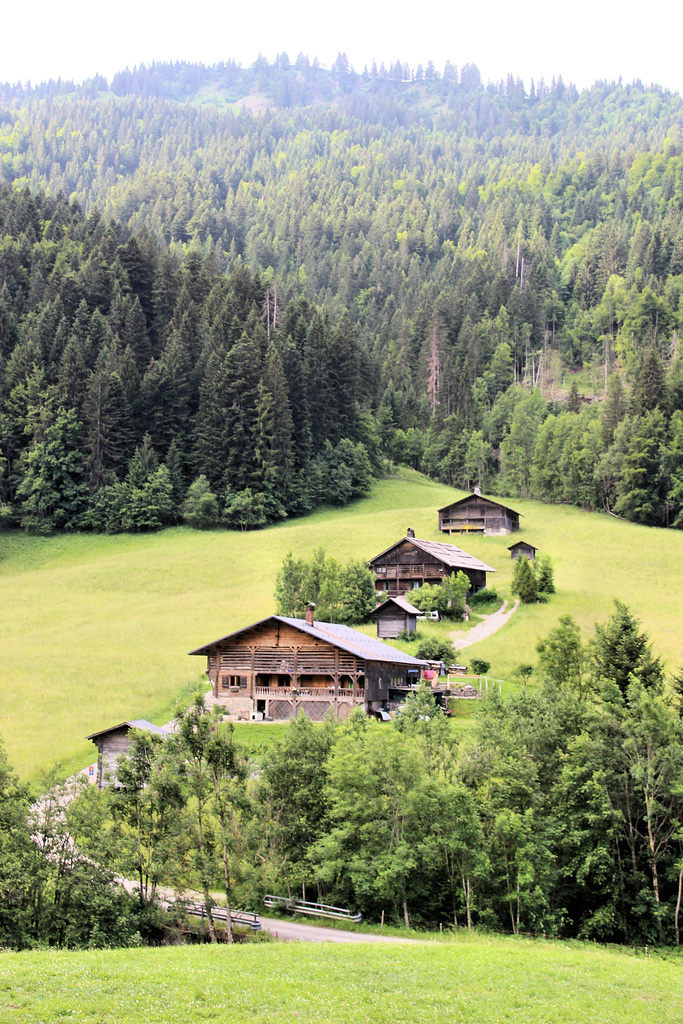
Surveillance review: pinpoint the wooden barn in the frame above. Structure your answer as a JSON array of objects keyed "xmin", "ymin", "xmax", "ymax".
[
  {"xmin": 369, "ymin": 529, "xmax": 496, "ymax": 597},
  {"xmin": 508, "ymin": 541, "xmax": 537, "ymax": 560},
  {"xmin": 189, "ymin": 605, "xmax": 429, "ymax": 722},
  {"xmin": 370, "ymin": 595, "xmax": 421, "ymax": 639},
  {"xmin": 438, "ymin": 490, "xmax": 521, "ymax": 536},
  {"xmin": 86, "ymin": 720, "xmax": 169, "ymax": 789}
]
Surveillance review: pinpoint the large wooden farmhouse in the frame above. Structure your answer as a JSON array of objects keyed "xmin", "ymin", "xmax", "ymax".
[
  {"xmin": 438, "ymin": 490, "xmax": 521, "ymax": 536},
  {"xmin": 189, "ymin": 606, "xmax": 429, "ymax": 722},
  {"xmin": 368, "ymin": 528, "xmax": 495, "ymax": 596}
]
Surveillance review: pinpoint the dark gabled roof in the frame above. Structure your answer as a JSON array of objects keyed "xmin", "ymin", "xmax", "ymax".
[
  {"xmin": 189, "ymin": 615, "xmax": 429, "ymax": 667},
  {"xmin": 437, "ymin": 494, "xmax": 522, "ymax": 517},
  {"xmin": 368, "ymin": 535, "xmax": 496, "ymax": 574},
  {"xmin": 86, "ymin": 719, "xmax": 169, "ymax": 741},
  {"xmin": 369, "ymin": 596, "xmax": 422, "ymax": 617},
  {"xmin": 508, "ymin": 541, "xmax": 537, "ymax": 552}
]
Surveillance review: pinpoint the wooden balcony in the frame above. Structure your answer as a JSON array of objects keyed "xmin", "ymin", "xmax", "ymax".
[{"xmin": 374, "ymin": 564, "xmax": 443, "ymax": 580}]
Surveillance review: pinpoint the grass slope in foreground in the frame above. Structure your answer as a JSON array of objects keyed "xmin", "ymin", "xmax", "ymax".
[
  {"xmin": 0, "ymin": 937, "xmax": 680, "ymax": 1024},
  {"xmin": 2, "ymin": 469, "xmax": 683, "ymax": 780}
]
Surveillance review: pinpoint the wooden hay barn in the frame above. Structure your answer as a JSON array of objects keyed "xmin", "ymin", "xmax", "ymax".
[
  {"xmin": 370, "ymin": 595, "xmax": 421, "ymax": 639},
  {"xmin": 438, "ymin": 491, "xmax": 521, "ymax": 536},
  {"xmin": 189, "ymin": 607, "xmax": 429, "ymax": 722},
  {"xmin": 368, "ymin": 528, "xmax": 496, "ymax": 597}
]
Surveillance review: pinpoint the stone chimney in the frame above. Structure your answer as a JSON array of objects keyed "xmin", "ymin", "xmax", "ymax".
[
  {"xmin": 406, "ymin": 527, "xmax": 415, "ymax": 538},
  {"xmin": 305, "ymin": 602, "xmax": 316, "ymax": 626},
  {"xmin": 474, "ymin": 486, "xmax": 482, "ymax": 497}
]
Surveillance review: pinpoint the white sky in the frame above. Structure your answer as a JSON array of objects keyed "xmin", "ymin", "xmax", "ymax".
[{"xmin": 3, "ymin": 0, "xmax": 681, "ymax": 97}]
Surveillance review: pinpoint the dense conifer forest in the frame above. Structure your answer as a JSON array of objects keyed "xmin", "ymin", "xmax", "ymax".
[{"xmin": 1, "ymin": 56, "xmax": 683, "ymax": 530}]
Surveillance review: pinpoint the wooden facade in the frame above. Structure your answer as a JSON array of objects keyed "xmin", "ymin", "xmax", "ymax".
[
  {"xmin": 86, "ymin": 720, "xmax": 168, "ymax": 789},
  {"xmin": 438, "ymin": 494, "xmax": 521, "ymax": 536},
  {"xmin": 508, "ymin": 541, "xmax": 537, "ymax": 560},
  {"xmin": 370, "ymin": 596, "xmax": 420, "ymax": 639},
  {"xmin": 369, "ymin": 532, "xmax": 495, "ymax": 597},
  {"xmin": 189, "ymin": 616, "xmax": 428, "ymax": 721}
]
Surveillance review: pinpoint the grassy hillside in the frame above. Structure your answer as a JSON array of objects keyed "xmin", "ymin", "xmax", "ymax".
[
  {"xmin": 0, "ymin": 935, "xmax": 680, "ymax": 1024},
  {"xmin": 2, "ymin": 469, "xmax": 683, "ymax": 780}
]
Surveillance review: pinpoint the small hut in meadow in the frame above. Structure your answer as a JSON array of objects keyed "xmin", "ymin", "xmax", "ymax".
[
  {"xmin": 508, "ymin": 541, "xmax": 537, "ymax": 560},
  {"xmin": 86, "ymin": 720, "xmax": 170, "ymax": 788},
  {"xmin": 370, "ymin": 595, "xmax": 421, "ymax": 639}
]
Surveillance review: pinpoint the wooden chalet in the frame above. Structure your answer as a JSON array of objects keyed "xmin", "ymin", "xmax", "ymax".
[
  {"xmin": 86, "ymin": 720, "xmax": 170, "ymax": 789},
  {"xmin": 189, "ymin": 605, "xmax": 429, "ymax": 722},
  {"xmin": 438, "ymin": 490, "xmax": 521, "ymax": 536},
  {"xmin": 370, "ymin": 595, "xmax": 421, "ymax": 639},
  {"xmin": 508, "ymin": 540, "xmax": 537, "ymax": 560},
  {"xmin": 368, "ymin": 528, "xmax": 496, "ymax": 597}
]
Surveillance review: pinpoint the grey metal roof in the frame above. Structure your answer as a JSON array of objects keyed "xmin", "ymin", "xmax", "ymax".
[
  {"xmin": 369, "ymin": 535, "xmax": 496, "ymax": 574},
  {"xmin": 279, "ymin": 617, "xmax": 429, "ymax": 665},
  {"xmin": 189, "ymin": 616, "xmax": 429, "ymax": 667},
  {"xmin": 369, "ymin": 595, "xmax": 422, "ymax": 616},
  {"xmin": 86, "ymin": 720, "xmax": 169, "ymax": 741}
]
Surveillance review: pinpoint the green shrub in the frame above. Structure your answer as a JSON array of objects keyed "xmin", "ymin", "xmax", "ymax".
[
  {"xmin": 396, "ymin": 628, "xmax": 421, "ymax": 643},
  {"xmin": 182, "ymin": 475, "xmax": 220, "ymax": 528},
  {"xmin": 416, "ymin": 636, "xmax": 456, "ymax": 664},
  {"xmin": 470, "ymin": 657, "xmax": 491, "ymax": 675},
  {"xmin": 469, "ymin": 587, "xmax": 498, "ymax": 607},
  {"xmin": 514, "ymin": 663, "xmax": 534, "ymax": 684}
]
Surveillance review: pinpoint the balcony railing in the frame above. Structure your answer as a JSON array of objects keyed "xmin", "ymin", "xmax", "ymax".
[
  {"xmin": 253, "ymin": 686, "xmax": 361, "ymax": 699},
  {"xmin": 374, "ymin": 564, "xmax": 443, "ymax": 579}
]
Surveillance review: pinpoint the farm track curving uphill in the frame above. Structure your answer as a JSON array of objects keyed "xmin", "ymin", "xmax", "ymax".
[{"xmin": 449, "ymin": 599, "xmax": 520, "ymax": 651}]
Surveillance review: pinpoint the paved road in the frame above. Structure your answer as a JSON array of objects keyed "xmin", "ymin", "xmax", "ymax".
[
  {"xmin": 259, "ymin": 916, "xmax": 416, "ymax": 943},
  {"xmin": 118, "ymin": 878, "xmax": 413, "ymax": 943},
  {"xmin": 450, "ymin": 599, "xmax": 520, "ymax": 651}
]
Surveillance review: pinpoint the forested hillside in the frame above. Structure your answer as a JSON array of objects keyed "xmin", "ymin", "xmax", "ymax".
[{"xmin": 1, "ymin": 58, "xmax": 683, "ymax": 530}]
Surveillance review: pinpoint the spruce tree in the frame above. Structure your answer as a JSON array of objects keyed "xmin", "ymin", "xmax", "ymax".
[
  {"xmin": 223, "ymin": 326, "xmax": 264, "ymax": 492},
  {"xmin": 254, "ymin": 341, "xmax": 295, "ymax": 508},
  {"xmin": 511, "ymin": 554, "xmax": 537, "ymax": 603},
  {"xmin": 633, "ymin": 347, "xmax": 667, "ymax": 414}
]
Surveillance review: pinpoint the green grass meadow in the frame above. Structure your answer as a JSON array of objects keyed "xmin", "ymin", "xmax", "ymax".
[
  {"xmin": 2, "ymin": 469, "xmax": 683, "ymax": 780},
  {"xmin": 0, "ymin": 935, "xmax": 680, "ymax": 1024}
]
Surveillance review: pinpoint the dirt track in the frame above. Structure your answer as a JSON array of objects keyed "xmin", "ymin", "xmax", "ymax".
[{"xmin": 449, "ymin": 599, "xmax": 520, "ymax": 651}]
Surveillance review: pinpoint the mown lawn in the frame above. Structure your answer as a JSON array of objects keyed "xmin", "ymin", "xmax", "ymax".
[
  {"xmin": 2, "ymin": 468, "xmax": 682, "ymax": 780},
  {"xmin": 0, "ymin": 936, "xmax": 680, "ymax": 1024}
]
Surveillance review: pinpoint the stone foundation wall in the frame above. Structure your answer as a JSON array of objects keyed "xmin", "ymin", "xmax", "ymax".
[{"xmin": 215, "ymin": 696, "xmax": 253, "ymax": 721}]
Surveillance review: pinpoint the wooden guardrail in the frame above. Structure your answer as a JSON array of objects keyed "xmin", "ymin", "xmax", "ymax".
[{"xmin": 264, "ymin": 894, "xmax": 361, "ymax": 922}]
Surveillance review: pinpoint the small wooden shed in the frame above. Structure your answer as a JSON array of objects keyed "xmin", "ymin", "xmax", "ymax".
[
  {"xmin": 86, "ymin": 720, "xmax": 169, "ymax": 788},
  {"xmin": 508, "ymin": 541, "xmax": 537, "ymax": 560},
  {"xmin": 370, "ymin": 596, "xmax": 421, "ymax": 639}
]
